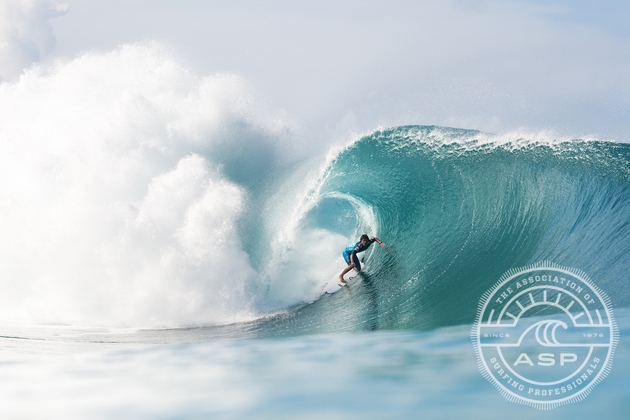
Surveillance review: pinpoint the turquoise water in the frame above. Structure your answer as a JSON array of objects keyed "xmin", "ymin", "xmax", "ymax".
[
  {"xmin": 247, "ymin": 126, "xmax": 630, "ymax": 337},
  {"xmin": 1, "ymin": 126, "xmax": 629, "ymax": 417},
  {"xmin": 1, "ymin": 307, "xmax": 628, "ymax": 418}
]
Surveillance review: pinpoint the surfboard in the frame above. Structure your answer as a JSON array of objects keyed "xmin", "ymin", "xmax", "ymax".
[{"xmin": 323, "ymin": 268, "xmax": 361, "ymax": 294}]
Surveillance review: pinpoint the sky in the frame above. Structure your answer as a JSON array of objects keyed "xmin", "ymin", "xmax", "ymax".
[{"xmin": 1, "ymin": 0, "xmax": 629, "ymax": 143}]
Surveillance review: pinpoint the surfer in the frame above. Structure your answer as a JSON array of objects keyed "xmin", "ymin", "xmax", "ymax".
[{"xmin": 339, "ymin": 234, "xmax": 384, "ymax": 282}]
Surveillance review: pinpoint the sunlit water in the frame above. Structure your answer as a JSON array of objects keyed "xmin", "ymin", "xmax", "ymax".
[{"xmin": 1, "ymin": 307, "xmax": 628, "ymax": 419}]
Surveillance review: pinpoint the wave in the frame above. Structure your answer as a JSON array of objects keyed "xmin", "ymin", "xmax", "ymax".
[
  {"xmin": 244, "ymin": 126, "xmax": 630, "ymax": 337},
  {"xmin": 1, "ymin": 43, "xmax": 629, "ymax": 332}
]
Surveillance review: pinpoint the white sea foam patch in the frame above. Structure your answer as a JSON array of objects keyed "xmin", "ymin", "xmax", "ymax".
[{"xmin": 0, "ymin": 43, "xmax": 292, "ymax": 327}]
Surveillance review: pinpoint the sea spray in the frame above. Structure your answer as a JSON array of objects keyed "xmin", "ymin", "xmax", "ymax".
[{"xmin": 0, "ymin": 43, "xmax": 291, "ymax": 327}]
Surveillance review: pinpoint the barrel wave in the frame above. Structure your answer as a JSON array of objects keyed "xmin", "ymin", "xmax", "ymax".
[
  {"xmin": 3, "ymin": 44, "xmax": 627, "ymax": 336},
  {"xmin": 236, "ymin": 126, "xmax": 630, "ymax": 339}
]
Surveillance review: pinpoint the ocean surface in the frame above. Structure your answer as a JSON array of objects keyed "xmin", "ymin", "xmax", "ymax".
[
  {"xmin": 1, "ymin": 53, "xmax": 629, "ymax": 418},
  {"xmin": 1, "ymin": 307, "xmax": 628, "ymax": 419}
]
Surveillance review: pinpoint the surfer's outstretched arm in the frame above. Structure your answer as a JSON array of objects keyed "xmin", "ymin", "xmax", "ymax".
[{"xmin": 373, "ymin": 237, "xmax": 385, "ymax": 247}]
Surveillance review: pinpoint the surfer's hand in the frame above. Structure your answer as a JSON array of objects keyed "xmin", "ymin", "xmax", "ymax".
[{"xmin": 380, "ymin": 242, "xmax": 385, "ymax": 247}]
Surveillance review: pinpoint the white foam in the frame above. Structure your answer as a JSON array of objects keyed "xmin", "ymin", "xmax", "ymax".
[
  {"xmin": 260, "ymin": 150, "xmax": 380, "ymax": 309},
  {"xmin": 0, "ymin": 43, "xmax": 296, "ymax": 327}
]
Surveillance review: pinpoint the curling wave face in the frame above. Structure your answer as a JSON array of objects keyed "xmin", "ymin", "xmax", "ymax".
[{"xmin": 244, "ymin": 126, "xmax": 630, "ymax": 338}]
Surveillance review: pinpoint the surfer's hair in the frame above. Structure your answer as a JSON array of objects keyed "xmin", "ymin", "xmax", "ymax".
[{"xmin": 360, "ymin": 234, "xmax": 370, "ymax": 242}]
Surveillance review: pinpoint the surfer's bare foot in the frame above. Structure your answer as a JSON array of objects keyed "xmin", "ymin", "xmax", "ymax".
[{"xmin": 339, "ymin": 277, "xmax": 346, "ymax": 283}]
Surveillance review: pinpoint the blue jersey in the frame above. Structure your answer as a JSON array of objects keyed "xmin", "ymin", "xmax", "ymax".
[
  {"xmin": 342, "ymin": 238, "xmax": 375, "ymax": 269},
  {"xmin": 344, "ymin": 238, "xmax": 375, "ymax": 255}
]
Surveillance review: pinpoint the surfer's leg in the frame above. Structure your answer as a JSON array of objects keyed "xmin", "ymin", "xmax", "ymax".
[
  {"xmin": 342, "ymin": 251, "xmax": 351, "ymax": 266},
  {"xmin": 339, "ymin": 263, "xmax": 354, "ymax": 282},
  {"xmin": 340, "ymin": 251, "xmax": 355, "ymax": 282},
  {"xmin": 353, "ymin": 254, "xmax": 361, "ymax": 272},
  {"xmin": 339, "ymin": 252, "xmax": 361, "ymax": 282}
]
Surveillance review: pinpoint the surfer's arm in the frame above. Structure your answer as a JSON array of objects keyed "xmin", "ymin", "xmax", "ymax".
[{"xmin": 373, "ymin": 237, "xmax": 385, "ymax": 247}]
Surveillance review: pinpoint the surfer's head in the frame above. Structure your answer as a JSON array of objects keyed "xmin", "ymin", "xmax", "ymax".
[{"xmin": 360, "ymin": 234, "xmax": 370, "ymax": 244}]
